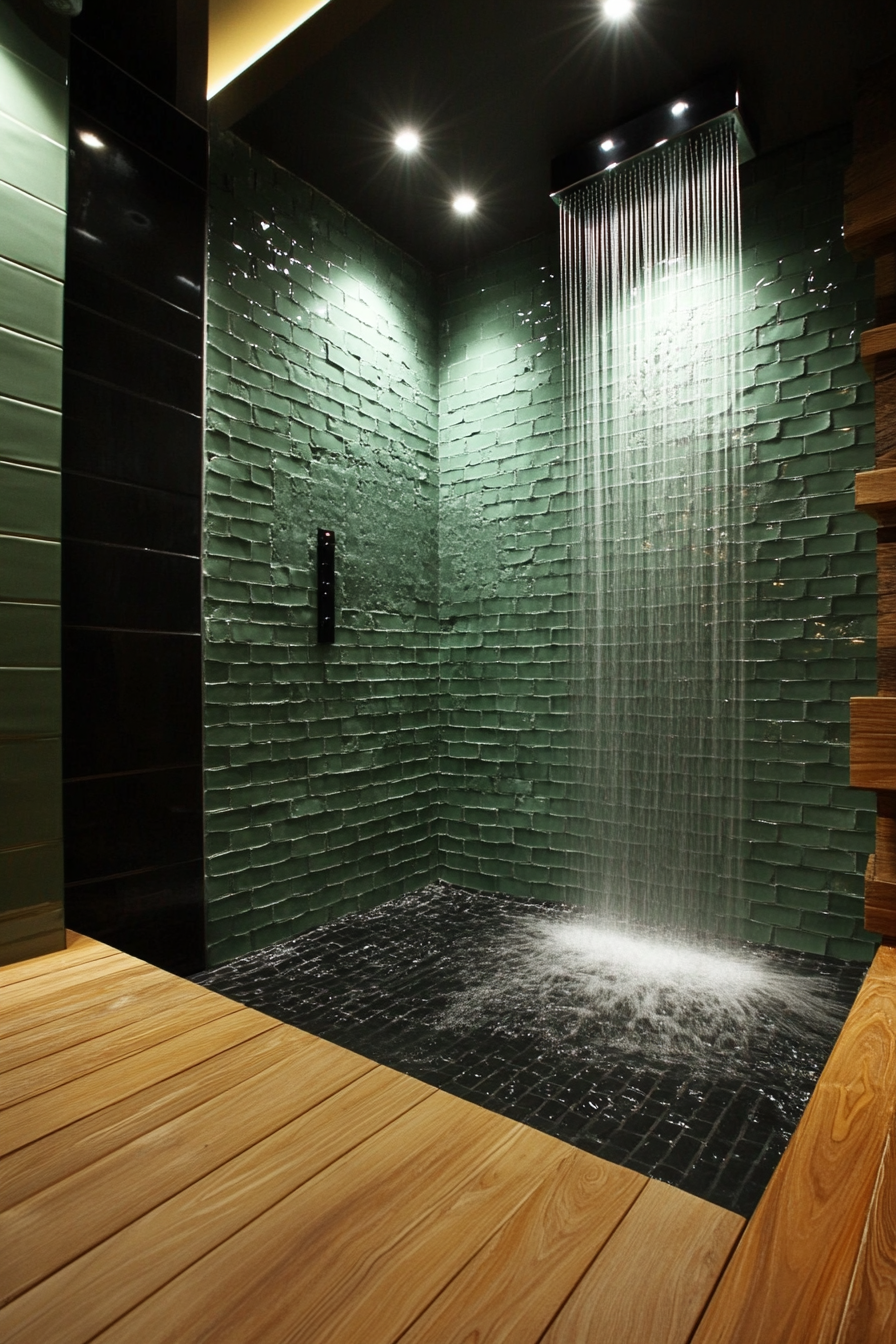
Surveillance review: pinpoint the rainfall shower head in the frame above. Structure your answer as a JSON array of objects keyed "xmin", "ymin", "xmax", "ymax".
[{"xmin": 550, "ymin": 70, "xmax": 756, "ymax": 200}]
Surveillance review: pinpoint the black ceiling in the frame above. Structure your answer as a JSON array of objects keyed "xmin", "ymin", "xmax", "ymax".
[{"xmin": 235, "ymin": 0, "xmax": 896, "ymax": 274}]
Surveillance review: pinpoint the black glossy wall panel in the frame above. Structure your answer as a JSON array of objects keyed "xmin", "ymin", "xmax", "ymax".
[
  {"xmin": 65, "ymin": 306, "xmax": 202, "ymax": 415},
  {"xmin": 64, "ymin": 767, "xmax": 203, "ymax": 882},
  {"xmin": 68, "ymin": 36, "xmax": 206, "ymax": 185},
  {"xmin": 65, "ymin": 860, "xmax": 205, "ymax": 978},
  {"xmin": 62, "ymin": 541, "xmax": 200, "ymax": 632},
  {"xmin": 62, "ymin": 37, "xmax": 207, "ymax": 974},
  {"xmin": 63, "ymin": 474, "xmax": 200, "ymax": 556},
  {"xmin": 63, "ymin": 374, "xmax": 202, "ymax": 496},
  {"xmin": 63, "ymin": 629, "xmax": 201, "ymax": 777},
  {"xmin": 66, "ymin": 260, "xmax": 202, "ymax": 355}
]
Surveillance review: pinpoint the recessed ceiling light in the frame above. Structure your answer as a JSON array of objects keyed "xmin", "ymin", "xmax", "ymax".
[
  {"xmin": 453, "ymin": 194, "xmax": 477, "ymax": 215},
  {"xmin": 671, "ymin": 101, "xmax": 689, "ymax": 116},
  {"xmin": 394, "ymin": 129, "xmax": 421, "ymax": 153},
  {"xmin": 600, "ymin": 139, "xmax": 615, "ymax": 152},
  {"xmin": 78, "ymin": 130, "xmax": 105, "ymax": 149},
  {"xmin": 654, "ymin": 139, "xmax": 668, "ymax": 147},
  {"xmin": 602, "ymin": 0, "xmax": 635, "ymax": 20}
]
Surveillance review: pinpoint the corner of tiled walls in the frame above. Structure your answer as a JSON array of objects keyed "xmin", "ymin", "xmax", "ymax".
[
  {"xmin": 737, "ymin": 127, "xmax": 877, "ymax": 960},
  {"xmin": 0, "ymin": 1, "xmax": 67, "ymax": 964},
  {"xmin": 206, "ymin": 122, "xmax": 878, "ymax": 966},
  {"xmin": 437, "ymin": 235, "xmax": 574, "ymax": 901},
  {"xmin": 204, "ymin": 131, "xmax": 440, "ymax": 965}
]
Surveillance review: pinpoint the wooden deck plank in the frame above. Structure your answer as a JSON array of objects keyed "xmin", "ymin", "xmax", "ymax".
[
  {"xmin": 400, "ymin": 1147, "xmax": 647, "ymax": 1344},
  {"xmin": 692, "ymin": 944, "xmax": 896, "ymax": 1344},
  {"xmin": 0, "ymin": 1067, "xmax": 434, "ymax": 1344},
  {"xmin": 0, "ymin": 990, "xmax": 261, "ymax": 1110},
  {"xmin": 543, "ymin": 1180, "xmax": 744, "ymax": 1344},
  {"xmin": 0, "ymin": 931, "xmax": 117, "ymax": 990},
  {"xmin": 0, "ymin": 1024, "xmax": 309, "ymax": 1211},
  {"xmin": 89, "ymin": 1091, "xmax": 555, "ymax": 1344},
  {"xmin": 0, "ymin": 1032, "xmax": 377, "ymax": 1306},
  {"xmin": 0, "ymin": 972, "xmax": 215, "ymax": 1072},
  {"xmin": 836, "ymin": 1126, "xmax": 896, "ymax": 1343},
  {"xmin": 0, "ymin": 962, "xmax": 172, "ymax": 1044},
  {"xmin": 0, "ymin": 952, "xmax": 150, "ymax": 1020},
  {"xmin": 0, "ymin": 1005, "xmax": 277, "ymax": 1155}
]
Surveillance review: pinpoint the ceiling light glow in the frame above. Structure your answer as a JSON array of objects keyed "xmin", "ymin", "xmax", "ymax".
[
  {"xmin": 453, "ymin": 194, "xmax": 477, "ymax": 215},
  {"xmin": 600, "ymin": 138, "xmax": 615, "ymax": 152},
  {"xmin": 602, "ymin": 0, "xmax": 634, "ymax": 20},
  {"xmin": 394, "ymin": 129, "xmax": 421, "ymax": 153},
  {"xmin": 78, "ymin": 130, "xmax": 105, "ymax": 149},
  {"xmin": 671, "ymin": 101, "xmax": 689, "ymax": 116}
]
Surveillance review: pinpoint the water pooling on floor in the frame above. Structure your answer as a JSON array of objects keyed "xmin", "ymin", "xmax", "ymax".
[{"xmin": 195, "ymin": 883, "xmax": 866, "ymax": 1218}]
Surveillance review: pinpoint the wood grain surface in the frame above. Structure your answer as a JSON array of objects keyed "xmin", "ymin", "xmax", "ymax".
[
  {"xmin": 692, "ymin": 945, "xmax": 896, "ymax": 1344},
  {"xmin": 2, "ymin": 931, "xmax": 892, "ymax": 1344},
  {"xmin": 543, "ymin": 1180, "xmax": 743, "ymax": 1344},
  {"xmin": 400, "ymin": 1147, "xmax": 647, "ymax": 1344},
  {"xmin": 850, "ymin": 697, "xmax": 896, "ymax": 791}
]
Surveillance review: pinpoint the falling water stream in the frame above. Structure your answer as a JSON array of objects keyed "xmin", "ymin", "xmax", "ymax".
[{"xmin": 561, "ymin": 118, "xmax": 746, "ymax": 941}]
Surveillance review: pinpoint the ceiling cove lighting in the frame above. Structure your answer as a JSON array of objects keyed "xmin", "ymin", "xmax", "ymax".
[
  {"xmin": 602, "ymin": 0, "xmax": 635, "ymax": 20},
  {"xmin": 394, "ymin": 129, "xmax": 421, "ymax": 153},
  {"xmin": 452, "ymin": 194, "xmax": 477, "ymax": 216}
]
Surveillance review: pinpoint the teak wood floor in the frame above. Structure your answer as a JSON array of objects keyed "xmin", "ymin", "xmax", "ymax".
[{"xmin": 0, "ymin": 932, "xmax": 893, "ymax": 1343}]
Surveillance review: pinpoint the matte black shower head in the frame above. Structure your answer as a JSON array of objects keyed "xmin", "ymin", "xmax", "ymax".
[{"xmin": 550, "ymin": 69, "xmax": 756, "ymax": 200}]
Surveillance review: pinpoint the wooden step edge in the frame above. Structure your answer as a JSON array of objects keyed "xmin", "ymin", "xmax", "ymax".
[
  {"xmin": 850, "ymin": 695, "xmax": 896, "ymax": 791},
  {"xmin": 864, "ymin": 854, "xmax": 896, "ymax": 938},
  {"xmin": 860, "ymin": 321, "xmax": 896, "ymax": 378},
  {"xmin": 855, "ymin": 466, "xmax": 896, "ymax": 521}
]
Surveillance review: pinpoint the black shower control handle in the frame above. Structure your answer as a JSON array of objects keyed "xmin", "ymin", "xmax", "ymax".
[{"xmin": 317, "ymin": 528, "xmax": 335, "ymax": 643}]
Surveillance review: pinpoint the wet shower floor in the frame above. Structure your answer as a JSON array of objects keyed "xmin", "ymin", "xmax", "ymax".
[{"xmin": 195, "ymin": 883, "xmax": 867, "ymax": 1218}]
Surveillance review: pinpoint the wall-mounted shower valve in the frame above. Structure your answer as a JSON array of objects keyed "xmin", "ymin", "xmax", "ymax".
[{"xmin": 317, "ymin": 528, "xmax": 336, "ymax": 643}]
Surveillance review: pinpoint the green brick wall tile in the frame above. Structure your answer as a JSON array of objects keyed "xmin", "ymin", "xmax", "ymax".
[
  {"xmin": 0, "ymin": 601, "xmax": 59, "ymax": 666},
  {"xmin": 0, "ymin": 107, "xmax": 66, "ymax": 208},
  {"xmin": 0, "ymin": 325, "xmax": 62, "ymax": 408},
  {"xmin": 0, "ymin": 256, "xmax": 63, "ymax": 344},
  {"xmin": 0, "ymin": 461, "xmax": 60, "ymax": 539},
  {"xmin": 0, "ymin": 667, "xmax": 61, "ymax": 736},
  {"xmin": 0, "ymin": 394, "xmax": 61, "ymax": 469},
  {"xmin": 206, "ymin": 124, "xmax": 876, "ymax": 965},
  {"xmin": 0, "ymin": 736, "xmax": 61, "ymax": 847},
  {"xmin": 0, "ymin": 179, "xmax": 65, "ymax": 280},
  {"xmin": 205, "ymin": 130, "xmax": 439, "ymax": 962}
]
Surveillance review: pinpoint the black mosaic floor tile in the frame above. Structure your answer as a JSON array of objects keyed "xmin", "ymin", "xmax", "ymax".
[{"xmin": 194, "ymin": 881, "xmax": 867, "ymax": 1218}]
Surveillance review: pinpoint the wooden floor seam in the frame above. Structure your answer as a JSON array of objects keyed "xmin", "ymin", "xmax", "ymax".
[{"xmin": 1, "ymin": 931, "xmax": 894, "ymax": 1342}]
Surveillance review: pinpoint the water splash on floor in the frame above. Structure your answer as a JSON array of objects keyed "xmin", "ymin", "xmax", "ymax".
[{"xmin": 439, "ymin": 912, "xmax": 840, "ymax": 1074}]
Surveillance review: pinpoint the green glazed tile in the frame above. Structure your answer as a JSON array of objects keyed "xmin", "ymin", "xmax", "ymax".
[
  {"xmin": 0, "ymin": 257, "xmax": 62, "ymax": 344},
  {"xmin": 0, "ymin": 4, "xmax": 66, "ymax": 84},
  {"xmin": 0, "ymin": 394, "xmax": 61, "ymax": 468},
  {"xmin": 0, "ymin": 535, "xmax": 59, "ymax": 602},
  {"xmin": 0, "ymin": 179, "xmax": 65, "ymax": 279},
  {"xmin": 0, "ymin": 461, "xmax": 60, "ymax": 539},
  {"xmin": 0, "ymin": 736, "xmax": 62, "ymax": 846},
  {"xmin": 0, "ymin": 839, "xmax": 63, "ymax": 915},
  {"xmin": 0, "ymin": 326, "xmax": 62, "ymax": 408},
  {"xmin": 0, "ymin": 600, "xmax": 59, "ymax": 666},
  {"xmin": 0, "ymin": 667, "xmax": 61, "ymax": 735},
  {"xmin": 0, "ymin": 42, "xmax": 66, "ymax": 143},
  {"xmin": 0, "ymin": 107, "xmax": 66, "ymax": 207}
]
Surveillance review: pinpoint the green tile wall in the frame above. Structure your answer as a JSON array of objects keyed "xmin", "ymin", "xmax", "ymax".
[
  {"xmin": 207, "ymin": 124, "xmax": 877, "ymax": 965},
  {"xmin": 437, "ymin": 234, "xmax": 573, "ymax": 902},
  {"xmin": 204, "ymin": 132, "xmax": 440, "ymax": 965},
  {"xmin": 0, "ymin": 0, "xmax": 67, "ymax": 964},
  {"xmin": 437, "ymin": 127, "xmax": 877, "ymax": 962},
  {"xmin": 737, "ymin": 129, "xmax": 877, "ymax": 960}
]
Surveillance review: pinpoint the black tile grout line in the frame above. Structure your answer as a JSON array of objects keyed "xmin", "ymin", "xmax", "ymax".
[{"xmin": 194, "ymin": 881, "xmax": 868, "ymax": 1218}]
